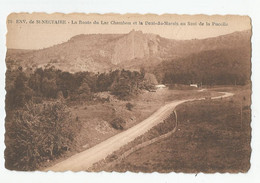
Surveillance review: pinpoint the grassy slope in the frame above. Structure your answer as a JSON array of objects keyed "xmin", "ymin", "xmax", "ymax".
[
  {"xmin": 109, "ymin": 86, "xmax": 251, "ymax": 173},
  {"xmin": 41, "ymin": 87, "xmax": 218, "ymax": 169},
  {"xmin": 71, "ymin": 88, "xmax": 216, "ymax": 151}
]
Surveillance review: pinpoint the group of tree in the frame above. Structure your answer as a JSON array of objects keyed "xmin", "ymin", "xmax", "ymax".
[
  {"xmin": 6, "ymin": 66, "xmax": 148, "ymax": 110},
  {"xmin": 5, "ymin": 66, "xmax": 149, "ymax": 170},
  {"xmin": 5, "ymin": 101, "xmax": 80, "ymax": 170},
  {"xmin": 154, "ymin": 48, "xmax": 251, "ymax": 86}
]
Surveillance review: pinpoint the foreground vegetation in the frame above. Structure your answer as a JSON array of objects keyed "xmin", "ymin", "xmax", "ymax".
[
  {"xmin": 5, "ymin": 66, "xmax": 149, "ymax": 170},
  {"xmin": 5, "ymin": 101, "xmax": 81, "ymax": 170}
]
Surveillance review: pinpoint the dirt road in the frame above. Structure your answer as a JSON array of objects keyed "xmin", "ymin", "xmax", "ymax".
[{"xmin": 44, "ymin": 91, "xmax": 233, "ymax": 172}]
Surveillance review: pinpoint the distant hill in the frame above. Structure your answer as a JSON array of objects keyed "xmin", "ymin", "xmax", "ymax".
[{"xmin": 6, "ymin": 29, "xmax": 251, "ymax": 77}]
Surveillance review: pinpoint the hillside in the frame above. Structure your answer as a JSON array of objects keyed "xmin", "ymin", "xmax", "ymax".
[
  {"xmin": 154, "ymin": 47, "xmax": 251, "ymax": 85},
  {"xmin": 6, "ymin": 29, "xmax": 251, "ymax": 74}
]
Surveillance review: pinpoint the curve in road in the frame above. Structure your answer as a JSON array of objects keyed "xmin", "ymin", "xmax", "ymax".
[{"xmin": 44, "ymin": 91, "xmax": 233, "ymax": 172}]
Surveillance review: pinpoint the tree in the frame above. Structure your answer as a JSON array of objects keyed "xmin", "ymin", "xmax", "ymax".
[
  {"xmin": 42, "ymin": 77, "xmax": 58, "ymax": 98},
  {"xmin": 5, "ymin": 101, "xmax": 79, "ymax": 170},
  {"xmin": 140, "ymin": 67, "xmax": 146, "ymax": 78},
  {"xmin": 6, "ymin": 72, "xmax": 33, "ymax": 109},
  {"xmin": 96, "ymin": 73, "xmax": 112, "ymax": 92},
  {"xmin": 78, "ymin": 82, "xmax": 91, "ymax": 100},
  {"xmin": 111, "ymin": 79, "xmax": 132, "ymax": 100}
]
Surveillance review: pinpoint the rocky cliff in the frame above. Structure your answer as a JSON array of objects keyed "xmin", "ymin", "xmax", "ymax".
[{"xmin": 6, "ymin": 29, "xmax": 251, "ymax": 73}]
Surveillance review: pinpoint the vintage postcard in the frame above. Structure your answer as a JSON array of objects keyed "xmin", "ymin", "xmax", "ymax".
[{"xmin": 5, "ymin": 13, "xmax": 251, "ymax": 172}]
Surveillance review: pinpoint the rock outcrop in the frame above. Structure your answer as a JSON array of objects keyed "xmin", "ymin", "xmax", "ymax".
[{"xmin": 6, "ymin": 29, "xmax": 251, "ymax": 73}]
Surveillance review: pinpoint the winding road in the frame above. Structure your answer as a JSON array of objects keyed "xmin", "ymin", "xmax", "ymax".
[{"xmin": 44, "ymin": 91, "xmax": 233, "ymax": 172}]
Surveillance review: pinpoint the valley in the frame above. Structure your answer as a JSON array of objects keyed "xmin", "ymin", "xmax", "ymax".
[{"xmin": 4, "ymin": 28, "xmax": 252, "ymax": 172}]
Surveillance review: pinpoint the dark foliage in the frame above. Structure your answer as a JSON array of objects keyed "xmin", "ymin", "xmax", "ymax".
[
  {"xmin": 155, "ymin": 48, "xmax": 251, "ymax": 86},
  {"xmin": 110, "ymin": 70, "xmax": 144, "ymax": 100},
  {"xmin": 5, "ymin": 101, "xmax": 80, "ymax": 170},
  {"xmin": 126, "ymin": 103, "xmax": 134, "ymax": 111},
  {"xmin": 110, "ymin": 118, "xmax": 126, "ymax": 130},
  {"xmin": 6, "ymin": 67, "xmax": 146, "ymax": 108},
  {"xmin": 5, "ymin": 70, "xmax": 34, "ymax": 109},
  {"xmin": 5, "ymin": 66, "xmax": 147, "ymax": 170}
]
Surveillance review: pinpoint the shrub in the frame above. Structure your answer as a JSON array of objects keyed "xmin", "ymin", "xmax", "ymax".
[
  {"xmin": 5, "ymin": 101, "xmax": 79, "ymax": 170},
  {"xmin": 126, "ymin": 102, "xmax": 134, "ymax": 111},
  {"xmin": 110, "ymin": 118, "xmax": 126, "ymax": 130}
]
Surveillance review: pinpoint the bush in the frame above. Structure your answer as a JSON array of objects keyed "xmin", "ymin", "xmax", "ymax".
[
  {"xmin": 126, "ymin": 102, "xmax": 134, "ymax": 111},
  {"xmin": 110, "ymin": 118, "xmax": 126, "ymax": 130},
  {"xmin": 5, "ymin": 101, "xmax": 79, "ymax": 170},
  {"xmin": 111, "ymin": 82, "xmax": 132, "ymax": 100}
]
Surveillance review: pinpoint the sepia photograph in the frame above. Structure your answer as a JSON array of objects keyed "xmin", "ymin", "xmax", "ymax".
[{"xmin": 4, "ymin": 13, "xmax": 252, "ymax": 173}]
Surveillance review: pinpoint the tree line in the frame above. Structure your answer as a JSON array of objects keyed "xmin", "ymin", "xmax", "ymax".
[
  {"xmin": 6, "ymin": 66, "xmax": 148, "ymax": 110},
  {"xmin": 154, "ymin": 48, "xmax": 251, "ymax": 86}
]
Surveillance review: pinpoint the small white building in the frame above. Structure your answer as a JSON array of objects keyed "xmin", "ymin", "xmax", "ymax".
[
  {"xmin": 155, "ymin": 84, "xmax": 166, "ymax": 89},
  {"xmin": 190, "ymin": 84, "xmax": 198, "ymax": 88}
]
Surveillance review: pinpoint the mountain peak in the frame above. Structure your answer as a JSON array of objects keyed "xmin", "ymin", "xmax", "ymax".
[
  {"xmin": 111, "ymin": 30, "xmax": 159, "ymax": 65},
  {"xmin": 128, "ymin": 29, "xmax": 143, "ymax": 35}
]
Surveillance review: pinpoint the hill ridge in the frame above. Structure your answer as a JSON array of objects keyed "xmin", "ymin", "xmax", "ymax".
[{"xmin": 6, "ymin": 29, "xmax": 251, "ymax": 73}]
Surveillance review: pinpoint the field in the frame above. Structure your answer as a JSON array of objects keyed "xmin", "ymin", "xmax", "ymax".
[{"xmin": 104, "ymin": 86, "xmax": 251, "ymax": 172}]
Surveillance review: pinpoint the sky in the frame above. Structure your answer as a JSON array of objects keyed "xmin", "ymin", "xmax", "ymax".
[{"xmin": 6, "ymin": 13, "xmax": 251, "ymax": 50}]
